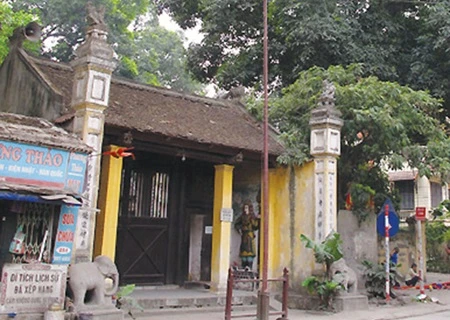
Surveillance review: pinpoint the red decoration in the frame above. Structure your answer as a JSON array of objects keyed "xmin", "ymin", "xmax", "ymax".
[
  {"xmin": 103, "ymin": 147, "xmax": 135, "ymax": 160},
  {"xmin": 345, "ymin": 192, "xmax": 353, "ymax": 210}
]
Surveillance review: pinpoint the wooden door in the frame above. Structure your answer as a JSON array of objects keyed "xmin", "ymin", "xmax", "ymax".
[
  {"xmin": 116, "ymin": 165, "xmax": 173, "ymax": 285},
  {"xmin": 200, "ymin": 214, "xmax": 212, "ymax": 281}
]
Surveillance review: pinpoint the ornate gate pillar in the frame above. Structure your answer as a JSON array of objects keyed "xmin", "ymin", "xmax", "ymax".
[
  {"xmin": 309, "ymin": 81, "xmax": 343, "ymax": 241},
  {"xmin": 70, "ymin": 5, "xmax": 116, "ymax": 261}
]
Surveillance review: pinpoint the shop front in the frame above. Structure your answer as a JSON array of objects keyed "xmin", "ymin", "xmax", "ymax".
[{"xmin": 0, "ymin": 112, "xmax": 90, "ymax": 313}]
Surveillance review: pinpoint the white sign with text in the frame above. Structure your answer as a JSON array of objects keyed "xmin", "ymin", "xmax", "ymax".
[
  {"xmin": 220, "ymin": 208, "xmax": 234, "ymax": 222},
  {"xmin": 0, "ymin": 263, "xmax": 67, "ymax": 312}
]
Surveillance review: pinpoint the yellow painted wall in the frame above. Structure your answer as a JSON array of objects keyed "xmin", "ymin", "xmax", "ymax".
[
  {"xmin": 290, "ymin": 162, "xmax": 317, "ymax": 291},
  {"xmin": 266, "ymin": 162, "xmax": 317, "ymax": 291},
  {"xmin": 267, "ymin": 166, "xmax": 290, "ymax": 280}
]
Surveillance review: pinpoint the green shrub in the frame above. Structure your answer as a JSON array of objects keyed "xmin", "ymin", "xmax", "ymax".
[
  {"xmin": 300, "ymin": 232, "xmax": 344, "ymax": 309},
  {"xmin": 302, "ymin": 276, "xmax": 342, "ymax": 310},
  {"xmin": 362, "ymin": 260, "xmax": 401, "ymax": 298}
]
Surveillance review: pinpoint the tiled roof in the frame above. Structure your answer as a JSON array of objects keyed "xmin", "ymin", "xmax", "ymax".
[
  {"xmin": 0, "ymin": 112, "xmax": 91, "ymax": 153},
  {"xmin": 30, "ymin": 56, "xmax": 285, "ymax": 156}
]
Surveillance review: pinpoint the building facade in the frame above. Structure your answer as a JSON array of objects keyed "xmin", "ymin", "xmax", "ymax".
[{"xmin": 0, "ymin": 17, "xmax": 343, "ymax": 295}]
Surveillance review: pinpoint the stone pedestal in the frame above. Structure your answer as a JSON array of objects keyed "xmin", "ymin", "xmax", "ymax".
[
  {"xmin": 287, "ymin": 293, "xmax": 368, "ymax": 313},
  {"xmin": 44, "ymin": 309, "xmax": 65, "ymax": 320},
  {"xmin": 286, "ymin": 293, "xmax": 321, "ymax": 310},
  {"xmin": 77, "ymin": 307, "xmax": 123, "ymax": 320},
  {"xmin": 333, "ymin": 294, "xmax": 368, "ymax": 312}
]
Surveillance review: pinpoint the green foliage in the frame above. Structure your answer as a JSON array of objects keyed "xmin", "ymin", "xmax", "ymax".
[
  {"xmin": 115, "ymin": 284, "xmax": 144, "ymax": 320},
  {"xmin": 431, "ymin": 199, "xmax": 450, "ymax": 220},
  {"xmin": 11, "ymin": 0, "xmax": 153, "ymax": 61},
  {"xmin": 272, "ymin": 64, "xmax": 450, "ymax": 219},
  {"xmin": 300, "ymin": 232, "xmax": 343, "ymax": 275},
  {"xmin": 8, "ymin": 0, "xmax": 201, "ymax": 93},
  {"xmin": 127, "ymin": 26, "xmax": 203, "ymax": 92},
  {"xmin": 162, "ymin": 1, "xmax": 450, "ymax": 117},
  {"xmin": 302, "ymin": 276, "xmax": 342, "ymax": 310},
  {"xmin": 301, "ymin": 232, "xmax": 343, "ymax": 309},
  {"xmin": 116, "ymin": 284, "xmax": 136, "ymax": 300},
  {"xmin": 347, "ymin": 183, "xmax": 375, "ymax": 223},
  {"xmin": 0, "ymin": 2, "xmax": 38, "ymax": 63},
  {"xmin": 426, "ymin": 206, "xmax": 450, "ymax": 273},
  {"xmin": 362, "ymin": 260, "xmax": 401, "ymax": 299}
]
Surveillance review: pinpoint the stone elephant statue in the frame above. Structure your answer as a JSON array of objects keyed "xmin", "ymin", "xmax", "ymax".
[
  {"xmin": 329, "ymin": 258, "xmax": 357, "ymax": 294},
  {"xmin": 68, "ymin": 255, "xmax": 119, "ymax": 310}
]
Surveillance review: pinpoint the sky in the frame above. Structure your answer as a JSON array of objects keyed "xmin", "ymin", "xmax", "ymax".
[
  {"xmin": 158, "ymin": 12, "xmax": 217, "ymax": 96},
  {"xmin": 158, "ymin": 12, "xmax": 203, "ymax": 47}
]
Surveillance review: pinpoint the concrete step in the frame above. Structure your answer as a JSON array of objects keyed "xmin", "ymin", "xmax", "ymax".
[
  {"xmin": 120, "ymin": 286, "xmax": 258, "ymax": 313},
  {"xmin": 119, "ymin": 286, "xmax": 288, "ymax": 319},
  {"xmin": 123, "ymin": 303, "xmax": 258, "ymax": 319}
]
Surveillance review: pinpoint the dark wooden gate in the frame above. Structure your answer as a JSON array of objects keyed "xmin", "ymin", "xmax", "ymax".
[{"xmin": 116, "ymin": 162, "xmax": 175, "ymax": 285}]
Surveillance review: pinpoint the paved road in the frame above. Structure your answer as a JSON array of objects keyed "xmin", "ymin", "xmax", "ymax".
[{"xmin": 404, "ymin": 310, "xmax": 450, "ymax": 320}]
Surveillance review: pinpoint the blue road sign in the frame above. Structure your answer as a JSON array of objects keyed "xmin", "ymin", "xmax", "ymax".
[{"xmin": 376, "ymin": 198, "xmax": 400, "ymax": 237}]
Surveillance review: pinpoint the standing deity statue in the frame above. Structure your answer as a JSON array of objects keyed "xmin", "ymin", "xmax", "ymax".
[{"xmin": 234, "ymin": 200, "xmax": 260, "ymax": 269}]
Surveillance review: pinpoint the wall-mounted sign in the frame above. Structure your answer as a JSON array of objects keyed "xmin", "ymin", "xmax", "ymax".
[
  {"xmin": 204, "ymin": 226, "xmax": 213, "ymax": 234},
  {"xmin": 0, "ymin": 263, "xmax": 67, "ymax": 313},
  {"xmin": 52, "ymin": 205, "xmax": 79, "ymax": 264},
  {"xmin": 0, "ymin": 140, "xmax": 87, "ymax": 194},
  {"xmin": 220, "ymin": 208, "xmax": 233, "ymax": 222}
]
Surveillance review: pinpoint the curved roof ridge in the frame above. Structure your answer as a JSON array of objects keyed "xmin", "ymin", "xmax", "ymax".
[{"xmin": 29, "ymin": 54, "xmax": 237, "ymax": 109}]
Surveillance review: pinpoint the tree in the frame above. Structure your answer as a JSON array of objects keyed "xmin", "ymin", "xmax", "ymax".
[
  {"xmin": 159, "ymin": 0, "xmax": 415, "ymax": 85},
  {"xmin": 407, "ymin": 1, "xmax": 450, "ymax": 120},
  {"xmin": 10, "ymin": 0, "xmax": 152, "ymax": 61},
  {"xmin": 270, "ymin": 64, "xmax": 450, "ymax": 219},
  {"xmin": 127, "ymin": 26, "xmax": 203, "ymax": 92},
  {"xmin": 8, "ymin": 0, "xmax": 201, "ymax": 92},
  {"xmin": 0, "ymin": 1, "xmax": 38, "ymax": 63},
  {"xmin": 160, "ymin": 0, "xmax": 450, "ymax": 112}
]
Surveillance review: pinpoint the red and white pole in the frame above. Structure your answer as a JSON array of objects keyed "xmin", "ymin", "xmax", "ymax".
[
  {"xmin": 385, "ymin": 204, "xmax": 390, "ymax": 302},
  {"xmin": 417, "ymin": 219, "xmax": 425, "ymax": 295}
]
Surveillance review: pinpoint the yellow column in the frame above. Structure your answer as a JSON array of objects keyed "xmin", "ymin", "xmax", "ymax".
[
  {"xmin": 210, "ymin": 164, "xmax": 234, "ymax": 293},
  {"xmin": 94, "ymin": 145, "xmax": 123, "ymax": 260}
]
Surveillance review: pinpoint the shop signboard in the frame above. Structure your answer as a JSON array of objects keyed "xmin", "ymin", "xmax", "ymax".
[
  {"xmin": 52, "ymin": 205, "xmax": 79, "ymax": 264},
  {"xmin": 0, "ymin": 140, "xmax": 87, "ymax": 194},
  {"xmin": 0, "ymin": 263, "xmax": 67, "ymax": 313}
]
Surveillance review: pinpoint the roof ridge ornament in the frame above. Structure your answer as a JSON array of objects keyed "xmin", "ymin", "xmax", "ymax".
[
  {"xmin": 85, "ymin": 1, "xmax": 108, "ymax": 40},
  {"xmin": 318, "ymin": 79, "xmax": 336, "ymax": 107},
  {"xmin": 86, "ymin": 2, "xmax": 106, "ymax": 28}
]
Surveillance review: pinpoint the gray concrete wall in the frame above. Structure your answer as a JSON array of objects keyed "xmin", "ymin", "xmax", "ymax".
[
  {"xmin": 337, "ymin": 210, "xmax": 378, "ymax": 290},
  {"xmin": 0, "ymin": 48, "xmax": 63, "ymax": 120},
  {"xmin": 377, "ymin": 225, "xmax": 427, "ymax": 280}
]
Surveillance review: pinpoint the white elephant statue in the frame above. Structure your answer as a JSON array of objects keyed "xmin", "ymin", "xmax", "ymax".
[
  {"xmin": 68, "ymin": 255, "xmax": 119, "ymax": 310},
  {"xmin": 329, "ymin": 258, "xmax": 357, "ymax": 294}
]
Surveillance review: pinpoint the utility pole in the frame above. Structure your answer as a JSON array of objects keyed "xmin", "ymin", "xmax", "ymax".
[{"xmin": 257, "ymin": 0, "xmax": 270, "ymax": 317}]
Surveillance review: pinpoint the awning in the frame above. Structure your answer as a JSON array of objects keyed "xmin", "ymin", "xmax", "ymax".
[{"xmin": 0, "ymin": 191, "xmax": 82, "ymax": 206}]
